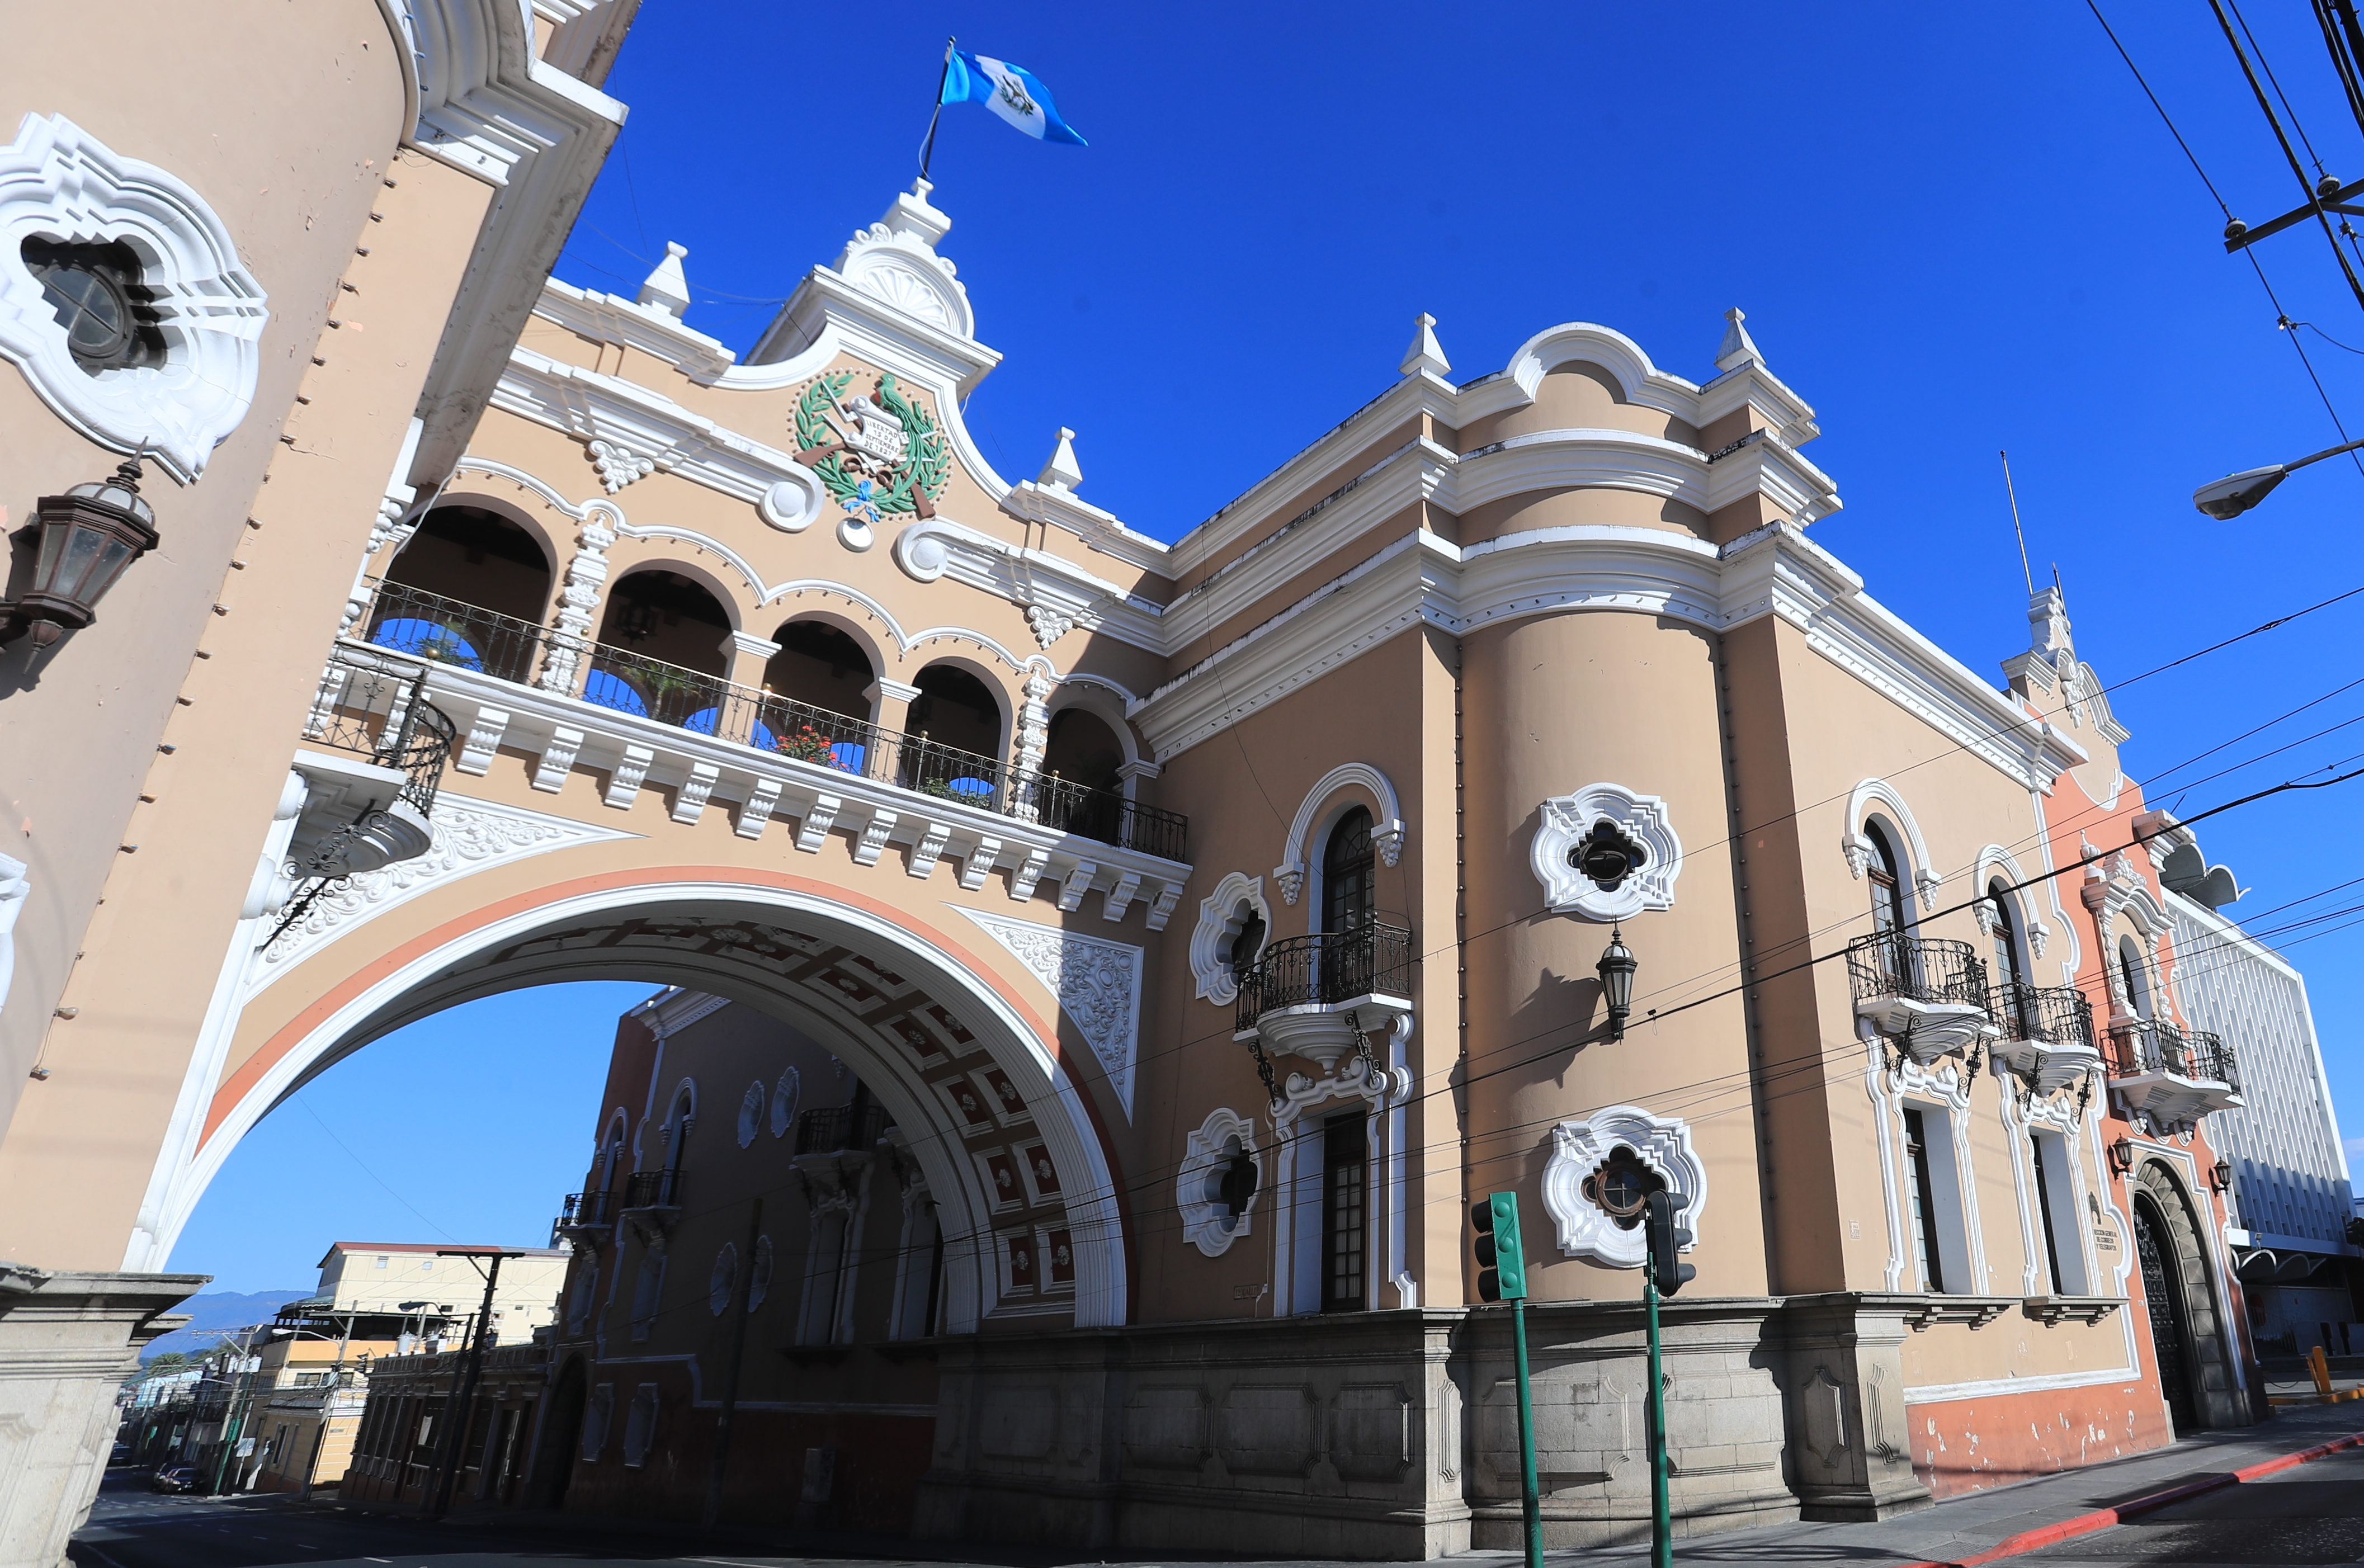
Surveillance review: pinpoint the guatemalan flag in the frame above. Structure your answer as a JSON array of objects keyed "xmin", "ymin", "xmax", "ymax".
[{"xmin": 940, "ymin": 49, "xmax": 1089, "ymax": 147}]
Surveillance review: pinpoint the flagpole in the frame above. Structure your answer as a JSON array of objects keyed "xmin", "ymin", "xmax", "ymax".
[{"xmin": 917, "ymin": 36, "xmax": 956, "ymax": 185}]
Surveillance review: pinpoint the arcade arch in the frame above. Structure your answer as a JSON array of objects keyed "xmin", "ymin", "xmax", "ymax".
[
  {"xmin": 139, "ymin": 881, "xmax": 1130, "ymax": 1333},
  {"xmin": 596, "ymin": 568, "xmax": 735, "ymax": 679},
  {"xmin": 763, "ymin": 618, "xmax": 878, "ymax": 720},
  {"xmin": 383, "ymin": 503, "xmax": 555, "ymax": 624},
  {"xmin": 907, "ymin": 661, "xmax": 1005, "ymax": 761}
]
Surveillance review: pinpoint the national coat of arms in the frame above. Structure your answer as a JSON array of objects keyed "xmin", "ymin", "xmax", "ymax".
[{"xmin": 792, "ymin": 369, "xmax": 949, "ymax": 523}]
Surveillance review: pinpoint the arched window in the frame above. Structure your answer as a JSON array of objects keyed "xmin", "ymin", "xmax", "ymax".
[
  {"xmin": 595, "ymin": 569, "xmax": 732, "ymax": 679},
  {"xmin": 2118, "ymin": 935, "xmax": 2154, "ymax": 1021},
  {"xmin": 762, "ymin": 620, "xmax": 874, "ymax": 721},
  {"xmin": 1041, "ymin": 708, "xmax": 1125, "ymax": 794},
  {"xmin": 1866, "ymin": 821, "xmax": 1908, "ymax": 935},
  {"xmin": 1322, "ymin": 806, "xmax": 1376, "ymax": 934},
  {"xmin": 1987, "ymin": 880, "xmax": 2027, "ymax": 990},
  {"xmin": 370, "ymin": 505, "xmax": 554, "ymax": 681},
  {"xmin": 906, "ymin": 663, "xmax": 1002, "ymax": 761}
]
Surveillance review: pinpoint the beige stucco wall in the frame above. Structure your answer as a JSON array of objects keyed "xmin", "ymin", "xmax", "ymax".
[{"xmin": 0, "ymin": 0, "xmax": 411, "ymax": 1150}]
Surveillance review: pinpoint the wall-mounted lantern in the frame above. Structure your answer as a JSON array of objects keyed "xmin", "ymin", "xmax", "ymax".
[
  {"xmin": 1597, "ymin": 926, "xmax": 1638, "ymax": 1042},
  {"xmin": 2107, "ymin": 1136, "xmax": 2136, "ymax": 1177},
  {"xmin": 1, "ymin": 459, "xmax": 158, "ymax": 648},
  {"xmin": 2209, "ymin": 1158, "xmax": 2233, "ymax": 1193}
]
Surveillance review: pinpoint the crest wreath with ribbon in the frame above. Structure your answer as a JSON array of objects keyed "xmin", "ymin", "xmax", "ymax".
[{"xmin": 792, "ymin": 369, "xmax": 950, "ymax": 521}]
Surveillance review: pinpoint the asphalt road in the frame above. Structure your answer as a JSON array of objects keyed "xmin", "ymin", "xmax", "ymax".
[
  {"xmin": 2017, "ymin": 1445, "xmax": 2364, "ymax": 1568},
  {"xmin": 70, "ymin": 1443, "xmax": 2364, "ymax": 1568}
]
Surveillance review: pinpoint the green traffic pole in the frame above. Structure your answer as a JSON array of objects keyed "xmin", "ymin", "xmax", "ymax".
[
  {"xmin": 1512, "ymin": 1295, "xmax": 1543, "ymax": 1568},
  {"xmin": 1645, "ymin": 1272, "xmax": 1671, "ymax": 1568}
]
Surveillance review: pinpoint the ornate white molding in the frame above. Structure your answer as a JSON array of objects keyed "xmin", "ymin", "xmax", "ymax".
[
  {"xmin": 531, "ymin": 276, "xmax": 735, "ymax": 379},
  {"xmin": 891, "ymin": 513, "xmax": 1164, "ymax": 654},
  {"xmin": 1974, "ymin": 844, "xmax": 2051, "ymax": 957},
  {"xmin": 1191, "ymin": 873, "xmax": 1269, "ymax": 1004},
  {"xmin": 1540, "ymin": 1104, "xmax": 1706, "ymax": 1269},
  {"xmin": 0, "ymin": 113, "xmax": 268, "ymax": 481},
  {"xmin": 1177, "ymin": 1107, "xmax": 1261, "ymax": 1257},
  {"xmin": 1273, "ymin": 763, "xmax": 1404, "ymax": 905},
  {"xmin": 253, "ymin": 795, "xmax": 640, "ymax": 981},
  {"xmin": 1531, "ymin": 783, "xmax": 1682, "ymax": 922},
  {"xmin": 1841, "ymin": 777, "xmax": 1941, "ymax": 911},
  {"xmin": 955, "ymin": 908, "xmax": 1142, "ymax": 1118},
  {"xmin": 588, "ymin": 436, "xmax": 654, "ymax": 493}
]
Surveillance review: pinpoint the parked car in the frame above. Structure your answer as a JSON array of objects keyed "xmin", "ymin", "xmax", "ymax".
[{"xmin": 149, "ymin": 1466, "xmax": 199, "ymax": 1494}]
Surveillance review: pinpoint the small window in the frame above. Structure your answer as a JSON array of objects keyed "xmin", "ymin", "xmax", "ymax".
[
  {"xmin": 375, "ymin": 1256, "xmax": 389, "ymax": 1270},
  {"xmin": 2030, "ymin": 1130, "xmax": 2090, "ymax": 1294},
  {"xmin": 1226, "ymin": 907, "xmax": 1266, "ymax": 984},
  {"xmin": 1867, "ymin": 822, "xmax": 1908, "ymax": 935},
  {"xmin": 1901, "ymin": 1104, "xmax": 1973, "ymax": 1293},
  {"xmin": 2118, "ymin": 936, "xmax": 2154, "ymax": 1021},
  {"xmin": 1323, "ymin": 808, "xmax": 1377, "ymax": 934},
  {"xmin": 22, "ymin": 237, "xmax": 166, "ymax": 373}
]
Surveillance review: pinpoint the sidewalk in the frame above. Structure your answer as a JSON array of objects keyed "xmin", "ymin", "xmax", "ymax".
[{"xmin": 284, "ymin": 1403, "xmax": 2364, "ymax": 1568}]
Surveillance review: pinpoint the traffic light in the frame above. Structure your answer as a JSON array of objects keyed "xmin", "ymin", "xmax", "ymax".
[
  {"xmin": 1642, "ymin": 1189, "xmax": 1695, "ymax": 1297},
  {"xmin": 1472, "ymin": 1191, "xmax": 1528, "ymax": 1301}
]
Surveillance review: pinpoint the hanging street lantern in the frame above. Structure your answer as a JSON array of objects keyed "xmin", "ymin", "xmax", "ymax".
[
  {"xmin": 2, "ymin": 459, "xmax": 159, "ymax": 648},
  {"xmin": 1597, "ymin": 926, "xmax": 1638, "ymax": 1042}
]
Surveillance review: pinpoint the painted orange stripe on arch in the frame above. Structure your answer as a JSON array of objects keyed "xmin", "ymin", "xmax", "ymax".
[{"xmin": 205, "ymin": 863, "xmax": 1109, "ymax": 1163}]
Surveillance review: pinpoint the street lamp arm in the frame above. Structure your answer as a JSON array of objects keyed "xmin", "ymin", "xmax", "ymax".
[{"xmin": 2282, "ymin": 435, "xmax": 2364, "ymax": 473}]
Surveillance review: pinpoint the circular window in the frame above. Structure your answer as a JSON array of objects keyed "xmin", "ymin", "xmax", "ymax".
[
  {"xmin": 21, "ymin": 237, "xmax": 164, "ymax": 374},
  {"xmin": 737, "ymin": 1081, "xmax": 765, "ymax": 1148},
  {"xmin": 770, "ymin": 1068, "xmax": 801, "ymax": 1138},
  {"xmin": 709, "ymin": 1242, "xmax": 738, "ymax": 1316}
]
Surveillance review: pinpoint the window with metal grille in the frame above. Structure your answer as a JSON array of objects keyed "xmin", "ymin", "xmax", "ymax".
[
  {"xmin": 1320, "ymin": 1112, "xmax": 1367, "ymax": 1312},
  {"xmin": 2031, "ymin": 1132, "xmax": 2066, "ymax": 1295},
  {"xmin": 21, "ymin": 236, "xmax": 166, "ymax": 372}
]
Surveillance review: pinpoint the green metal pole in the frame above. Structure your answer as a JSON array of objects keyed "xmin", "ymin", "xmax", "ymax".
[
  {"xmin": 1512, "ymin": 1296, "xmax": 1542, "ymax": 1568},
  {"xmin": 1645, "ymin": 1273, "xmax": 1671, "ymax": 1568}
]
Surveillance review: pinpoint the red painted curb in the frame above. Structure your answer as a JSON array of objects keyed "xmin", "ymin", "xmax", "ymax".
[{"xmin": 1891, "ymin": 1429, "xmax": 2364, "ymax": 1568}]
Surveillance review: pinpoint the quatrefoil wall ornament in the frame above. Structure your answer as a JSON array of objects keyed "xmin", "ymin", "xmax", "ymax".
[{"xmin": 1532, "ymin": 783, "xmax": 1683, "ymax": 922}]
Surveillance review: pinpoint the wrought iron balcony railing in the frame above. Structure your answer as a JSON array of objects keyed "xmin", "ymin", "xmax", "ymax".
[
  {"xmin": 555, "ymin": 1190, "xmax": 613, "ymax": 1232},
  {"xmin": 621, "ymin": 1169, "xmax": 683, "ymax": 1210},
  {"xmin": 1845, "ymin": 934, "xmax": 1992, "ymax": 1014},
  {"xmin": 306, "ymin": 646, "xmax": 456, "ymax": 817},
  {"xmin": 793, "ymin": 1102, "xmax": 890, "ymax": 1156},
  {"xmin": 360, "ymin": 581, "xmax": 1187, "ymax": 860},
  {"xmin": 1993, "ymin": 981, "xmax": 2095, "ymax": 1050},
  {"xmin": 1236, "ymin": 922, "xmax": 1414, "ymax": 1033},
  {"xmin": 2105, "ymin": 1017, "xmax": 2240, "ymax": 1093}
]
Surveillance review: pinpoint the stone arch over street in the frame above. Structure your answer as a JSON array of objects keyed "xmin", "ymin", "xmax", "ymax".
[{"xmin": 130, "ymin": 871, "xmax": 1134, "ymax": 1333}]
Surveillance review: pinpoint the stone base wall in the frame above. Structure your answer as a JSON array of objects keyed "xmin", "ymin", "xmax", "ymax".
[
  {"xmin": 917, "ymin": 1295, "xmax": 1934, "ymax": 1561},
  {"xmin": 0, "ymin": 1263, "xmax": 205, "ymax": 1568}
]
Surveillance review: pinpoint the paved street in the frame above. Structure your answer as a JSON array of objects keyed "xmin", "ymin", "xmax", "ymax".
[{"xmin": 70, "ymin": 1410, "xmax": 2364, "ymax": 1568}]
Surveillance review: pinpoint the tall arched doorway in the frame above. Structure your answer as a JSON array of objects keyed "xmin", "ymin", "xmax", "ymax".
[
  {"xmin": 527, "ymin": 1354, "xmax": 588, "ymax": 1506},
  {"xmin": 2131, "ymin": 1161, "xmax": 2242, "ymax": 1432}
]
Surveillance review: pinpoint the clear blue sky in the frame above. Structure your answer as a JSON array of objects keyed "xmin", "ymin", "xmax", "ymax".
[{"xmin": 176, "ymin": 0, "xmax": 2364, "ymax": 1292}]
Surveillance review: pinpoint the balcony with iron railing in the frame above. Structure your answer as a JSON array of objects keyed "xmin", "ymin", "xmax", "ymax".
[
  {"xmin": 794, "ymin": 1102, "xmax": 890, "ymax": 1158},
  {"xmin": 621, "ymin": 1168, "xmax": 683, "ymax": 1211},
  {"xmin": 2103, "ymin": 1015, "xmax": 2242, "ymax": 1125},
  {"xmin": 554, "ymin": 1189, "xmax": 614, "ymax": 1239},
  {"xmin": 1989, "ymin": 981, "xmax": 2103, "ymax": 1093},
  {"xmin": 1846, "ymin": 933, "xmax": 2000, "ymax": 1065},
  {"xmin": 1235, "ymin": 922, "xmax": 1414, "ymax": 1070},
  {"xmin": 359, "ymin": 581, "xmax": 1187, "ymax": 861},
  {"xmin": 273, "ymin": 647, "xmax": 459, "ymax": 914}
]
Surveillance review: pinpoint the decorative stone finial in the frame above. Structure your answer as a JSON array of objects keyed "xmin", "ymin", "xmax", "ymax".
[
  {"xmin": 2030, "ymin": 584, "xmax": 2074, "ymax": 659},
  {"xmin": 636, "ymin": 242, "xmax": 691, "ymax": 318},
  {"xmin": 1713, "ymin": 306, "xmax": 1762, "ymax": 373},
  {"xmin": 1037, "ymin": 427, "xmax": 1083, "ymax": 490},
  {"xmin": 883, "ymin": 179, "xmax": 952, "ymax": 251},
  {"xmin": 1399, "ymin": 312, "xmax": 1450, "ymax": 379}
]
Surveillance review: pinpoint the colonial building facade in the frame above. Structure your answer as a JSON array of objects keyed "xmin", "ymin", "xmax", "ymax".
[
  {"xmin": 300, "ymin": 176, "xmax": 2275, "ymax": 1551},
  {"xmin": 0, "ymin": 11, "xmax": 2292, "ymax": 1561}
]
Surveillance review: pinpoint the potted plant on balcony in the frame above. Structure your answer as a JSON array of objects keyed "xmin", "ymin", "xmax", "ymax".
[{"xmin": 772, "ymin": 724, "xmax": 842, "ymax": 766}]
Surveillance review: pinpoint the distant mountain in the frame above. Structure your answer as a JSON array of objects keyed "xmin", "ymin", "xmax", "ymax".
[{"xmin": 140, "ymin": 1291, "xmax": 308, "ymax": 1362}]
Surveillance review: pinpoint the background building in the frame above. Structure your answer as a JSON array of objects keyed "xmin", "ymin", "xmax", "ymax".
[{"xmin": 2157, "ymin": 832, "xmax": 2362, "ymax": 1354}]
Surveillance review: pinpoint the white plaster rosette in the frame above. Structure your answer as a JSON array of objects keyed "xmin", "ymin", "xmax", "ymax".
[
  {"xmin": 1531, "ymin": 782, "xmax": 1682, "ymax": 922},
  {"xmin": 1540, "ymin": 1104, "xmax": 1706, "ymax": 1268},
  {"xmin": 1177, "ymin": 1107, "xmax": 1262, "ymax": 1257},
  {"xmin": 0, "ymin": 113, "xmax": 269, "ymax": 480}
]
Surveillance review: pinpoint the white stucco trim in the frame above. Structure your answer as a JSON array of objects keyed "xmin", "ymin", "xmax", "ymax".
[{"xmin": 1272, "ymin": 764, "xmax": 1404, "ymax": 906}]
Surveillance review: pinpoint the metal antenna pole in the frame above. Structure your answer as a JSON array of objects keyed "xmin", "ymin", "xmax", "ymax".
[
  {"xmin": 2000, "ymin": 450, "xmax": 2036, "ymax": 596},
  {"xmin": 917, "ymin": 37, "xmax": 956, "ymax": 184}
]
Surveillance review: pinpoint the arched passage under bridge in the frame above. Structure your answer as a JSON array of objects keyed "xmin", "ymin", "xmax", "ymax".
[{"xmin": 130, "ymin": 870, "xmax": 1136, "ymax": 1332}]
